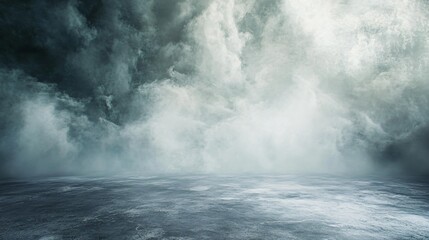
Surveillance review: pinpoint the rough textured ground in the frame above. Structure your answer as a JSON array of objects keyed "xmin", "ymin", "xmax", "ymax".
[{"xmin": 1, "ymin": 175, "xmax": 429, "ymax": 239}]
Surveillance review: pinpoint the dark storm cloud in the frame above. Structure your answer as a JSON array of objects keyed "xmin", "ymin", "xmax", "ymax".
[
  {"xmin": 0, "ymin": 0, "xmax": 208, "ymax": 121},
  {"xmin": 0, "ymin": 0, "xmax": 429, "ymax": 177},
  {"xmin": 380, "ymin": 125, "xmax": 429, "ymax": 175},
  {"xmin": 0, "ymin": 0, "xmax": 208, "ymax": 177}
]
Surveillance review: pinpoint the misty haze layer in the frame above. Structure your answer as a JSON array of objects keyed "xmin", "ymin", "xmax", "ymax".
[{"xmin": 1, "ymin": 0, "xmax": 429, "ymax": 177}]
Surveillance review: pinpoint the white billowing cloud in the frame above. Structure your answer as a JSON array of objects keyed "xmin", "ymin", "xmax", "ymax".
[
  {"xmin": 119, "ymin": 0, "xmax": 359, "ymax": 174},
  {"xmin": 13, "ymin": 98, "xmax": 77, "ymax": 175},
  {"xmin": 120, "ymin": 0, "xmax": 429, "ymax": 174}
]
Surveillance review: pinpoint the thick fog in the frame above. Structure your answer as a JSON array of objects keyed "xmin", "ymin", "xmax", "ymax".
[{"xmin": 1, "ymin": 0, "xmax": 429, "ymax": 177}]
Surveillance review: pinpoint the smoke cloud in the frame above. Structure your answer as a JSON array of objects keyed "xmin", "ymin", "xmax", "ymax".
[{"xmin": 1, "ymin": 0, "xmax": 429, "ymax": 177}]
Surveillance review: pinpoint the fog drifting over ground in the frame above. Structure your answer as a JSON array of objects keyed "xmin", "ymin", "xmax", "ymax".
[{"xmin": 1, "ymin": 0, "xmax": 429, "ymax": 177}]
